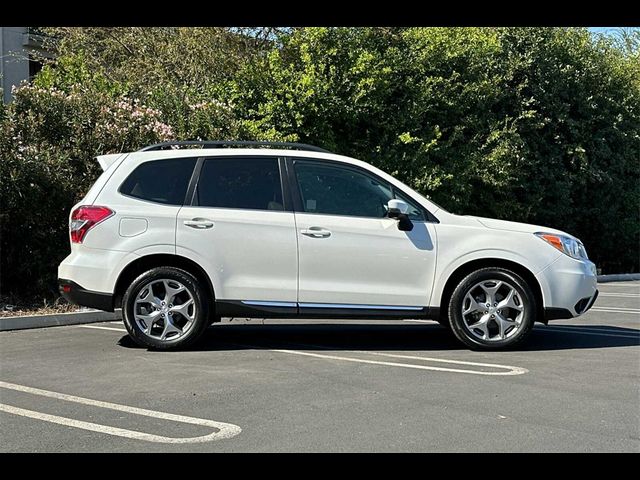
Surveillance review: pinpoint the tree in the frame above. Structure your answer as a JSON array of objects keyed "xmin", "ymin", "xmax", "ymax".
[
  {"xmin": 233, "ymin": 27, "xmax": 640, "ymax": 273},
  {"xmin": 1, "ymin": 27, "xmax": 638, "ymax": 307}
]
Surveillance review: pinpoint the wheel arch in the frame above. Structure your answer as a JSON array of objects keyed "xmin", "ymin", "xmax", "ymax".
[
  {"xmin": 113, "ymin": 254, "xmax": 215, "ymax": 311},
  {"xmin": 437, "ymin": 258, "xmax": 545, "ymax": 324}
]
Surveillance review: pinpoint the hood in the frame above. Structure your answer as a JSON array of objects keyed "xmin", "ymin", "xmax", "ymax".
[{"xmin": 468, "ymin": 215, "xmax": 571, "ymax": 237}]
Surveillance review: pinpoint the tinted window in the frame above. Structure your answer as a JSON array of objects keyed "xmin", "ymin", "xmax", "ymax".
[
  {"xmin": 197, "ymin": 157, "xmax": 283, "ymax": 211},
  {"xmin": 394, "ymin": 191, "xmax": 426, "ymax": 221},
  {"xmin": 294, "ymin": 161, "xmax": 425, "ymax": 220},
  {"xmin": 120, "ymin": 158, "xmax": 197, "ymax": 205}
]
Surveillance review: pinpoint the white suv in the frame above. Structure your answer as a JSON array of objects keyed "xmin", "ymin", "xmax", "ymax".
[{"xmin": 58, "ymin": 141, "xmax": 598, "ymax": 350}]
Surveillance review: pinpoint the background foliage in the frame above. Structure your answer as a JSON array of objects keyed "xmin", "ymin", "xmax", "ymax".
[{"xmin": 1, "ymin": 27, "xmax": 638, "ymax": 305}]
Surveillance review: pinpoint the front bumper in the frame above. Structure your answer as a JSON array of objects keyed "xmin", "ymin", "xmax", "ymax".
[
  {"xmin": 58, "ymin": 279, "xmax": 114, "ymax": 312},
  {"xmin": 536, "ymin": 254, "xmax": 598, "ymax": 320},
  {"xmin": 544, "ymin": 289, "xmax": 598, "ymax": 320}
]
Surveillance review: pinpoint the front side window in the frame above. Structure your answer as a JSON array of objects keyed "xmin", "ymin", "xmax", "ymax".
[
  {"xmin": 196, "ymin": 157, "xmax": 284, "ymax": 211},
  {"xmin": 120, "ymin": 158, "xmax": 197, "ymax": 205},
  {"xmin": 294, "ymin": 161, "xmax": 425, "ymax": 220}
]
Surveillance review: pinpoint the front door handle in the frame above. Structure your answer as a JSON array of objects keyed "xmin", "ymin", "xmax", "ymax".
[
  {"xmin": 184, "ymin": 218, "xmax": 214, "ymax": 229},
  {"xmin": 301, "ymin": 227, "xmax": 331, "ymax": 238}
]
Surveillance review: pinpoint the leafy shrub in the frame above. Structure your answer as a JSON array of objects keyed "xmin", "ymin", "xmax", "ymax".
[
  {"xmin": 1, "ymin": 27, "xmax": 638, "ymax": 307},
  {"xmin": 0, "ymin": 83, "xmax": 173, "ymax": 301}
]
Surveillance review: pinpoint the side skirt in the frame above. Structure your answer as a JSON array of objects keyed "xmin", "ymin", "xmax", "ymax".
[{"xmin": 215, "ymin": 300, "xmax": 439, "ymax": 320}]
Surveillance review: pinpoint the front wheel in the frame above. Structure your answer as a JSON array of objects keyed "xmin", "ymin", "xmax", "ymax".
[
  {"xmin": 122, "ymin": 267, "xmax": 210, "ymax": 349},
  {"xmin": 448, "ymin": 268, "xmax": 536, "ymax": 350}
]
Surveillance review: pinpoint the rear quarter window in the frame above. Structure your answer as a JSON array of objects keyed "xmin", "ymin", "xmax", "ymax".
[{"xmin": 119, "ymin": 158, "xmax": 197, "ymax": 205}]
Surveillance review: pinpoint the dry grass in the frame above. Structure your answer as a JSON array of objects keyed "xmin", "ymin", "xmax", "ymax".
[
  {"xmin": 0, "ymin": 304, "xmax": 82, "ymax": 318},
  {"xmin": 0, "ymin": 295, "xmax": 83, "ymax": 318}
]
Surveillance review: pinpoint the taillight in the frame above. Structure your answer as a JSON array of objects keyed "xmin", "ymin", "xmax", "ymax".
[{"xmin": 70, "ymin": 206, "xmax": 114, "ymax": 243}]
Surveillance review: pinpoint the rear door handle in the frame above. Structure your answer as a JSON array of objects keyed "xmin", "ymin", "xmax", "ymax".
[
  {"xmin": 184, "ymin": 218, "xmax": 214, "ymax": 229},
  {"xmin": 301, "ymin": 227, "xmax": 331, "ymax": 238}
]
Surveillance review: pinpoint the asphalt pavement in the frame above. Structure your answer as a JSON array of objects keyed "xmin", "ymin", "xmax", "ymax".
[{"xmin": 1, "ymin": 281, "xmax": 638, "ymax": 452}]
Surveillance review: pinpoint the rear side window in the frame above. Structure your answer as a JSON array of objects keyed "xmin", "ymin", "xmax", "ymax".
[
  {"xmin": 119, "ymin": 158, "xmax": 197, "ymax": 205},
  {"xmin": 196, "ymin": 157, "xmax": 284, "ymax": 211}
]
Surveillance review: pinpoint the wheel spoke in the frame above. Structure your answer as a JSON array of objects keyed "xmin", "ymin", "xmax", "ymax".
[
  {"xmin": 163, "ymin": 280, "xmax": 186, "ymax": 304},
  {"xmin": 495, "ymin": 312, "xmax": 515, "ymax": 340},
  {"xmin": 169, "ymin": 299, "xmax": 194, "ymax": 320},
  {"xmin": 136, "ymin": 310, "xmax": 162, "ymax": 333},
  {"xmin": 160, "ymin": 314, "xmax": 182, "ymax": 340},
  {"xmin": 463, "ymin": 293, "xmax": 484, "ymax": 315},
  {"xmin": 467, "ymin": 313, "xmax": 491, "ymax": 339},
  {"xmin": 497, "ymin": 288, "xmax": 523, "ymax": 311},
  {"xmin": 136, "ymin": 288, "xmax": 162, "ymax": 308},
  {"xmin": 479, "ymin": 281, "xmax": 502, "ymax": 305}
]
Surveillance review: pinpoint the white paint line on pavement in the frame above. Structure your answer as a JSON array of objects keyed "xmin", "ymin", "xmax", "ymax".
[
  {"xmin": 79, "ymin": 324, "xmax": 527, "ymax": 375},
  {"xmin": 598, "ymin": 293, "xmax": 640, "ymax": 298},
  {"xmin": 536, "ymin": 327, "xmax": 639, "ymax": 339},
  {"xmin": 78, "ymin": 325, "xmax": 127, "ymax": 332},
  {"xmin": 591, "ymin": 306, "xmax": 640, "ymax": 311},
  {"xmin": 589, "ymin": 307, "xmax": 640, "ymax": 315},
  {"xmin": 267, "ymin": 348, "xmax": 528, "ymax": 376},
  {"xmin": 0, "ymin": 381, "xmax": 241, "ymax": 444},
  {"xmin": 357, "ymin": 351, "xmax": 528, "ymax": 373},
  {"xmin": 544, "ymin": 325, "xmax": 639, "ymax": 335}
]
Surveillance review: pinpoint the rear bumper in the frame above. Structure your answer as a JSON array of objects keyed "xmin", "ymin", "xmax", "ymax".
[{"xmin": 58, "ymin": 279, "xmax": 114, "ymax": 312}]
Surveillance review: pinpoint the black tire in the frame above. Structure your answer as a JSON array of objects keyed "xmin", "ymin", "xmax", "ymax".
[
  {"xmin": 448, "ymin": 267, "xmax": 536, "ymax": 350},
  {"xmin": 122, "ymin": 267, "xmax": 210, "ymax": 349}
]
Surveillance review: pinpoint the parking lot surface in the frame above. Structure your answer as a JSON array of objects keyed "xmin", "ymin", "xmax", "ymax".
[{"xmin": 1, "ymin": 281, "xmax": 638, "ymax": 452}]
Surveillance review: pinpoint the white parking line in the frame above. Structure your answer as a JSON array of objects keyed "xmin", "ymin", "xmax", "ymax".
[
  {"xmin": 536, "ymin": 327, "xmax": 639, "ymax": 339},
  {"xmin": 591, "ymin": 306, "xmax": 639, "ymax": 312},
  {"xmin": 598, "ymin": 293, "xmax": 640, "ymax": 298},
  {"xmin": 590, "ymin": 307, "xmax": 640, "ymax": 315},
  {"xmin": 79, "ymin": 325, "xmax": 127, "ymax": 332},
  {"xmin": 0, "ymin": 381, "xmax": 241, "ymax": 444},
  {"xmin": 78, "ymin": 325, "xmax": 527, "ymax": 376},
  {"xmin": 268, "ymin": 348, "xmax": 528, "ymax": 375},
  {"xmin": 544, "ymin": 325, "xmax": 639, "ymax": 335},
  {"xmin": 358, "ymin": 351, "xmax": 529, "ymax": 373}
]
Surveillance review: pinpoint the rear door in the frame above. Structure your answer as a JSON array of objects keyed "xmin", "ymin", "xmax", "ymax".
[{"xmin": 176, "ymin": 156, "xmax": 298, "ymax": 306}]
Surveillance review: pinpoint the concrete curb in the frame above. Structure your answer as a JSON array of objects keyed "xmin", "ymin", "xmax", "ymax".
[
  {"xmin": 597, "ymin": 274, "xmax": 640, "ymax": 283},
  {"xmin": 0, "ymin": 309, "xmax": 121, "ymax": 331}
]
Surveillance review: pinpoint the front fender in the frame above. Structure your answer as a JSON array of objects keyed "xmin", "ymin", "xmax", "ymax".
[{"xmin": 429, "ymin": 224, "xmax": 561, "ymax": 307}]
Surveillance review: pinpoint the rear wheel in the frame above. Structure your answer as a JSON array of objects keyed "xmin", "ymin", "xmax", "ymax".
[
  {"xmin": 122, "ymin": 267, "xmax": 210, "ymax": 349},
  {"xmin": 448, "ymin": 268, "xmax": 536, "ymax": 350}
]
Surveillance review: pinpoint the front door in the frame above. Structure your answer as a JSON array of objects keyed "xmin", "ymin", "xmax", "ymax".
[{"xmin": 291, "ymin": 159, "xmax": 437, "ymax": 312}]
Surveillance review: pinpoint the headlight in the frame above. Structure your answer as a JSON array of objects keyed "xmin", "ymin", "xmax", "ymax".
[{"xmin": 535, "ymin": 232, "xmax": 588, "ymax": 260}]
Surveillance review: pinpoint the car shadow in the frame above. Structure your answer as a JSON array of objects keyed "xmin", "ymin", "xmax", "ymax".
[{"xmin": 117, "ymin": 322, "xmax": 640, "ymax": 352}]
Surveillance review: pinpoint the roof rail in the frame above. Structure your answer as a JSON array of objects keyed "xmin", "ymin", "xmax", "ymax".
[{"xmin": 138, "ymin": 140, "xmax": 330, "ymax": 153}]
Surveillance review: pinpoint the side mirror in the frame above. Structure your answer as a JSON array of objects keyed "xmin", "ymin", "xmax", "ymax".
[
  {"xmin": 387, "ymin": 199, "xmax": 409, "ymax": 217},
  {"xmin": 386, "ymin": 199, "xmax": 413, "ymax": 231}
]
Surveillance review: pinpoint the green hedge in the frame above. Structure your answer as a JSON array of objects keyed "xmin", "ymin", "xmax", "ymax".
[{"xmin": 1, "ymin": 27, "xmax": 638, "ymax": 305}]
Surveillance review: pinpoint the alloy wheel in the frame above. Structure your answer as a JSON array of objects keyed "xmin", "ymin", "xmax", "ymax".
[
  {"xmin": 461, "ymin": 279, "xmax": 525, "ymax": 342},
  {"xmin": 133, "ymin": 279, "xmax": 196, "ymax": 341}
]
